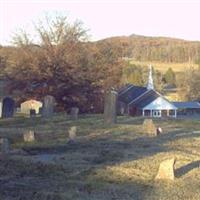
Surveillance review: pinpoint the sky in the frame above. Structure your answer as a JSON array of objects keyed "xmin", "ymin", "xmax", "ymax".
[{"xmin": 1, "ymin": 0, "xmax": 200, "ymax": 45}]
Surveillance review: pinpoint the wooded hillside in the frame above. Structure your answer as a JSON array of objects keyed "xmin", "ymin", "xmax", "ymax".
[{"xmin": 97, "ymin": 34, "xmax": 200, "ymax": 63}]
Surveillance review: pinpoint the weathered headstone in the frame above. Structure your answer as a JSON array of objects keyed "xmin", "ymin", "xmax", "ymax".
[
  {"xmin": 30, "ymin": 109, "xmax": 36, "ymax": 117},
  {"xmin": 104, "ymin": 90, "xmax": 118, "ymax": 124},
  {"xmin": 39, "ymin": 107, "xmax": 43, "ymax": 114},
  {"xmin": 155, "ymin": 157, "xmax": 176, "ymax": 180},
  {"xmin": 0, "ymin": 138, "xmax": 10, "ymax": 154},
  {"xmin": 143, "ymin": 119, "xmax": 157, "ymax": 136},
  {"xmin": 70, "ymin": 107, "xmax": 79, "ymax": 120},
  {"xmin": 68, "ymin": 126, "xmax": 77, "ymax": 143},
  {"xmin": 23, "ymin": 130, "xmax": 35, "ymax": 142},
  {"xmin": 0, "ymin": 100, "xmax": 3, "ymax": 117},
  {"xmin": 16, "ymin": 107, "xmax": 21, "ymax": 113},
  {"xmin": 120, "ymin": 107, "xmax": 125, "ymax": 115},
  {"xmin": 2, "ymin": 97, "xmax": 15, "ymax": 118},
  {"xmin": 21, "ymin": 99, "xmax": 43, "ymax": 114},
  {"xmin": 42, "ymin": 95, "xmax": 55, "ymax": 117}
]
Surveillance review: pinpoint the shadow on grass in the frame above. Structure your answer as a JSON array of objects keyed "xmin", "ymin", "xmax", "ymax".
[
  {"xmin": 175, "ymin": 160, "xmax": 200, "ymax": 178},
  {"xmin": 2, "ymin": 115, "xmax": 200, "ymax": 200},
  {"xmin": 21, "ymin": 126, "xmax": 200, "ymax": 164}
]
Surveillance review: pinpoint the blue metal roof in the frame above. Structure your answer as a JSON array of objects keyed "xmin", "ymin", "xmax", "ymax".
[
  {"xmin": 172, "ymin": 101, "xmax": 200, "ymax": 109},
  {"xmin": 118, "ymin": 85, "xmax": 147, "ymax": 104},
  {"xmin": 130, "ymin": 89, "xmax": 160, "ymax": 109}
]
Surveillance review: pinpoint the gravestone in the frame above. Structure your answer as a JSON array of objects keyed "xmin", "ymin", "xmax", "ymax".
[
  {"xmin": 2, "ymin": 97, "xmax": 15, "ymax": 118},
  {"xmin": 23, "ymin": 130, "xmax": 35, "ymax": 142},
  {"xmin": 0, "ymin": 138, "xmax": 10, "ymax": 154},
  {"xmin": 155, "ymin": 157, "xmax": 176, "ymax": 180},
  {"xmin": 16, "ymin": 107, "xmax": 21, "ymax": 113},
  {"xmin": 143, "ymin": 119, "xmax": 157, "ymax": 136},
  {"xmin": 21, "ymin": 99, "xmax": 43, "ymax": 114},
  {"xmin": 104, "ymin": 90, "xmax": 118, "ymax": 124},
  {"xmin": 70, "ymin": 107, "xmax": 79, "ymax": 120},
  {"xmin": 39, "ymin": 107, "xmax": 43, "ymax": 114},
  {"xmin": 30, "ymin": 109, "xmax": 36, "ymax": 117},
  {"xmin": 42, "ymin": 95, "xmax": 55, "ymax": 117},
  {"xmin": 0, "ymin": 100, "xmax": 2, "ymax": 117},
  {"xmin": 68, "ymin": 126, "xmax": 77, "ymax": 143}
]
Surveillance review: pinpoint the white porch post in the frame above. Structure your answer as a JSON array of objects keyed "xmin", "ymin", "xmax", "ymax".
[
  {"xmin": 142, "ymin": 109, "xmax": 145, "ymax": 117},
  {"xmin": 174, "ymin": 109, "xmax": 177, "ymax": 118},
  {"xmin": 150, "ymin": 110, "xmax": 152, "ymax": 117},
  {"xmin": 167, "ymin": 109, "xmax": 169, "ymax": 117}
]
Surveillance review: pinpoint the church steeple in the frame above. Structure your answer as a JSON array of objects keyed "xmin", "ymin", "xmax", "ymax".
[{"xmin": 147, "ymin": 64, "xmax": 154, "ymax": 90}]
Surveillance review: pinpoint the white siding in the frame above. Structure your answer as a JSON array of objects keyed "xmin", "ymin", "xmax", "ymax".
[{"xmin": 143, "ymin": 97, "xmax": 177, "ymax": 110}]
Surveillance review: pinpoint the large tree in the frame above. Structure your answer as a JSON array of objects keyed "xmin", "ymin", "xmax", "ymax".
[{"xmin": 4, "ymin": 15, "xmax": 123, "ymax": 112}]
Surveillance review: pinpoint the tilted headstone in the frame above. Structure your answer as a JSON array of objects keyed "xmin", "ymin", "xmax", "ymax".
[
  {"xmin": 68, "ymin": 126, "xmax": 77, "ymax": 143},
  {"xmin": 42, "ymin": 95, "xmax": 55, "ymax": 117},
  {"xmin": 70, "ymin": 107, "xmax": 79, "ymax": 120},
  {"xmin": 143, "ymin": 119, "xmax": 157, "ymax": 136},
  {"xmin": 21, "ymin": 99, "xmax": 43, "ymax": 114},
  {"xmin": 155, "ymin": 157, "xmax": 176, "ymax": 180},
  {"xmin": 2, "ymin": 97, "xmax": 15, "ymax": 118},
  {"xmin": 23, "ymin": 130, "xmax": 35, "ymax": 142},
  {"xmin": 104, "ymin": 90, "xmax": 118, "ymax": 124},
  {"xmin": 0, "ymin": 138, "xmax": 10, "ymax": 154}
]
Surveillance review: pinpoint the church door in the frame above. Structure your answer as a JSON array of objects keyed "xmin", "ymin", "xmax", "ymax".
[{"xmin": 152, "ymin": 110, "xmax": 161, "ymax": 118}]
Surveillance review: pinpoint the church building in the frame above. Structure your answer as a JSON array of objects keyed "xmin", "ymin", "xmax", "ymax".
[{"xmin": 118, "ymin": 65, "xmax": 178, "ymax": 118}]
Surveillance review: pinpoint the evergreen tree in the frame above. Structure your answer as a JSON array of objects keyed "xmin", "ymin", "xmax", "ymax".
[{"xmin": 163, "ymin": 67, "xmax": 176, "ymax": 87}]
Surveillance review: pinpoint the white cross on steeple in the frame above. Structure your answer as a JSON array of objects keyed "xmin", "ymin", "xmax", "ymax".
[{"xmin": 147, "ymin": 64, "xmax": 154, "ymax": 90}]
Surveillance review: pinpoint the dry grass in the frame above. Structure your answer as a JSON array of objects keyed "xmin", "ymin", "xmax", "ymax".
[
  {"xmin": 0, "ymin": 114, "xmax": 200, "ymax": 199},
  {"xmin": 130, "ymin": 60, "xmax": 198, "ymax": 73}
]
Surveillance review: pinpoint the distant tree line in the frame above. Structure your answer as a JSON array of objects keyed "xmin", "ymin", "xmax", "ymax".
[
  {"xmin": 122, "ymin": 64, "xmax": 176, "ymax": 92},
  {"xmin": 177, "ymin": 67, "xmax": 200, "ymax": 101},
  {"xmin": 99, "ymin": 35, "xmax": 200, "ymax": 63}
]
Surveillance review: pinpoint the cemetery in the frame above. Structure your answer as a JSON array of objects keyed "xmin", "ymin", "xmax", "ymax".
[
  {"xmin": 0, "ymin": 109, "xmax": 200, "ymax": 199},
  {"xmin": 0, "ymin": 67, "xmax": 199, "ymax": 199},
  {"xmin": 2, "ymin": 1, "xmax": 200, "ymax": 198}
]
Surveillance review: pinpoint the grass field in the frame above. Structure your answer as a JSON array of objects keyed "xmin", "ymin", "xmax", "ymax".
[
  {"xmin": 130, "ymin": 60, "xmax": 198, "ymax": 73},
  {"xmin": 0, "ymin": 114, "xmax": 200, "ymax": 200}
]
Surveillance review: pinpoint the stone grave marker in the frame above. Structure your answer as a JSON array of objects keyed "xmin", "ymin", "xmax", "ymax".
[
  {"xmin": 30, "ymin": 109, "xmax": 36, "ymax": 117},
  {"xmin": 23, "ymin": 130, "xmax": 35, "ymax": 142},
  {"xmin": 21, "ymin": 99, "xmax": 43, "ymax": 115},
  {"xmin": 143, "ymin": 119, "xmax": 157, "ymax": 136},
  {"xmin": 68, "ymin": 126, "xmax": 77, "ymax": 143},
  {"xmin": 42, "ymin": 95, "xmax": 55, "ymax": 117},
  {"xmin": 0, "ymin": 100, "xmax": 2, "ymax": 117},
  {"xmin": 0, "ymin": 138, "xmax": 10, "ymax": 154},
  {"xmin": 39, "ymin": 107, "xmax": 43, "ymax": 114},
  {"xmin": 70, "ymin": 107, "xmax": 79, "ymax": 120},
  {"xmin": 2, "ymin": 97, "xmax": 15, "ymax": 118},
  {"xmin": 155, "ymin": 157, "xmax": 176, "ymax": 180},
  {"xmin": 104, "ymin": 90, "xmax": 118, "ymax": 124}
]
